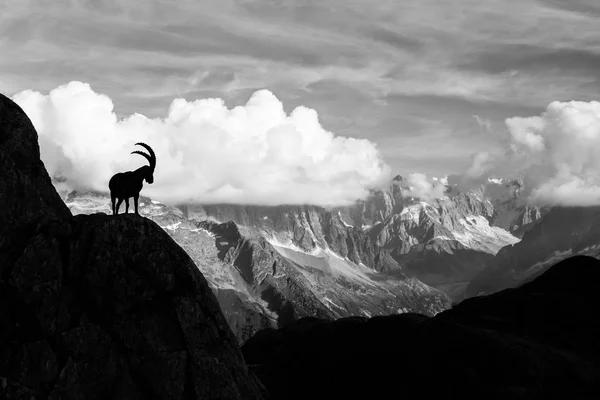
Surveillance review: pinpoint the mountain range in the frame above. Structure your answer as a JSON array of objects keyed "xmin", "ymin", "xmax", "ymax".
[
  {"xmin": 4, "ymin": 90, "xmax": 600, "ymax": 399},
  {"xmin": 57, "ymin": 189, "xmax": 450, "ymax": 344},
  {"xmin": 55, "ymin": 170, "xmax": 593, "ymax": 344}
]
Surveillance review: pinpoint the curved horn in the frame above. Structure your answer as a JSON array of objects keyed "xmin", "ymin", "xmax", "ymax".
[
  {"xmin": 131, "ymin": 150, "xmax": 153, "ymax": 168},
  {"xmin": 133, "ymin": 142, "xmax": 156, "ymax": 170}
]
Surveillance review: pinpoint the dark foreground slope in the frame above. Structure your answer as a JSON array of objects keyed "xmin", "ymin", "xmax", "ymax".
[
  {"xmin": 242, "ymin": 255, "xmax": 600, "ymax": 400},
  {"xmin": 467, "ymin": 206, "xmax": 600, "ymax": 297},
  {"xmin": 0, "ymin": 93, "xmax": 265, "ymax": 399}
]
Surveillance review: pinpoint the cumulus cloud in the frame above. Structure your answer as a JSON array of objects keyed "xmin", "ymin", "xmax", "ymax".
[
  {"xmin": 460, "ymin": 100, "xmax": 600, "ymax": 206},
  {"xmin": 12, "ymin": 81, "xmax": 392, "ymax": 206},
  {"xmin": 446, "ymin": 152, "xmax": 498, "ymax": 192},
  {"xmin": 401, "ymin": 173, "xmax": 448, "ymax": 202}
]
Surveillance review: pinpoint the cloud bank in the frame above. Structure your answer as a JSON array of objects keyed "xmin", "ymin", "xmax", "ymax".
[
  {"xmin": 12, "ymin": 81, "xmax": 391, "ymax": 206},
  {"xmin": 460, "ymin": 100, "xmax": 600, "ymax": 206},
  {"xmin": 401, "ymin": 173, "xmax": 448, "ymax": 202}
]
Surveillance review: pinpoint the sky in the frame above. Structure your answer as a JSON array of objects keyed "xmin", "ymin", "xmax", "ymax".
[{"xmin": 2, "ymin": 0, "xmax": 600, "ymax": 206}]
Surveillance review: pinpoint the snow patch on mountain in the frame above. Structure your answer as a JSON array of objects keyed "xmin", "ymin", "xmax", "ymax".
[
  {"xmin": 162, "ymin": 221, "xmax": 182, "ymax": 231},
  {"xmin": 266, "ymin": 235, "xmax": 322, "ymax": 256},
  {"xmin": 323, "ymin": 297, "xmax": 345, "ymax": 311},
  {"xmin": 190, "ymin": 227, "xmax": 215, "ymax": 237},
  {"xmin": 454, "ymin": 215, "xmax": 520, "ymax": 254},
  {"xmin": 270, "ymin": 241, "xmax": 378, "ymax": 288},
  {"xmin": 338, "ymin": 211, "xmax": 354, "ymax": 228}
]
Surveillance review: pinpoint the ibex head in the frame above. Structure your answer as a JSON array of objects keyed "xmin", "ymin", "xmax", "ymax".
[{"xmin": 131, "ymin": 142, "xmax": 156, "ymax": 184}]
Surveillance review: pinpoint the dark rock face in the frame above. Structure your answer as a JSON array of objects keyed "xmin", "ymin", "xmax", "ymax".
[
  {"xmin": 467, "ymin": 206, "xmax": 600, "ymax": 297},
  {"xmin": 318, "ymin": 212, "xmax": 401, "ymax": 275},
  {"xmin": 484, "ymin": 178, "xmax": 547, "ymax": 238},
  {"xmin": 508, "ymin": 204, "xmax": 546, "ymax": 237},
  {"xmin": 213, "ymin": 288, "xmax": 275, "ymax": 346},
  {"xmin": 242, "ymin": 256, "xmax": 600, "ymax": 400},
  {"xmin": 0, "ymin": 94, "xmax": 266, "ymax": 399},
  {"xmin": 0, "ymin": 93, "xmax": 71, "ymax": 271},
  {"xmin": 450, "ymin": 256, "xmax": 600, "ymax": 366}
]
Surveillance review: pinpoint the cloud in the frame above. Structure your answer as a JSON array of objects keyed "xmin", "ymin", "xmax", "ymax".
[
  {"xmin": 473, "ymin": 115, "xmax": 493, "ymax": 133},
  {"xmin": 460, "ymin": 100, "xmax": 600, "ymax": 206},
  {"xmin": 4, "ymin": 0, "xmax": 600, "ymax": 179},
  {"xmin": 12, "ymin": 81, "xmax": 392, "ymax": 206},
  {"xmin": 401, "ymin": 173, "xmax": 448, "ymax": 201}
]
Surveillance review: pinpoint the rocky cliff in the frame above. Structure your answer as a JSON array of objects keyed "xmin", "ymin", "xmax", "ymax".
[
  {"xmin": 482, "ymin": 178, "xmax": 547, "ymax": 237},
  {"xmin": 339, "ymin": 179, "xmax": 521, "ymax": 289},
  {"xmin": 0, "ymin": 93, "xmax": 266, "ymax": 399}
]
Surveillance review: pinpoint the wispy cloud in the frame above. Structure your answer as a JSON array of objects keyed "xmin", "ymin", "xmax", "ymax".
[{"xmin": 2, "ymin": 0, "xmax": 599, "ymax": 179}]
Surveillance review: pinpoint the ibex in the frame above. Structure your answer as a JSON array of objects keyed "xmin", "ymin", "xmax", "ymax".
[{"xmin": 109, "ymin": 142, "xmax": 156, "ymax": 215}]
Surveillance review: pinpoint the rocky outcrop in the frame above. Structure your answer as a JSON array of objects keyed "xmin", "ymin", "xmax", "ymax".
[
  {"xmin": 483, "ymin": 178, "xmax": 547, "ymax": 237},
  {"xmin": 508, "ymin": 205, "xmax": 546, "ymax": 238},
  {"xmin": 0, "ymin": 93, "xmax": 266, "ymax": 399},
  {"xmin": 467, "ymin": 206, "xmax": 600, "ymax": 297},
  {"xmin": 0, "ymin": 93, "xmax": 71, "ymax": 269},
  {"xmin": 366, "ymin": 192, "xmax": 519, "ymax": 286},
  {"xmin": 242, "ymin": 256, "xmax": 600, "ymax": 400},
  {"xmin": 318, "ymin": 212, "xmax": 401, "ymax": 275},
  {"xmin": 346, "ymin": 176, "xmax": 404, "ymax": 226},
  {"xmin": 199, "ymin": 220, "xmax": 450, "ymax": 323},
  {"xmin": 200, "ymin": 221, "xmax": 335, "ymax": 327}
]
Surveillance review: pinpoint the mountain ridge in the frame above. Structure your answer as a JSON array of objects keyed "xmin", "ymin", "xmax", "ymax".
[
  {"xmin": 242, "ymin": 255, "xmax": 600, "ymax": 399},
  {"xmin": 467, "ymin": 205, "xmax": 600, "ymax": 297}
]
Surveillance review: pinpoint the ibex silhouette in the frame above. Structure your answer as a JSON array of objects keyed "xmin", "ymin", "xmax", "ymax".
[{"xmin": 109, "ymin": 143, "xmax": 156, "ymax": 215}]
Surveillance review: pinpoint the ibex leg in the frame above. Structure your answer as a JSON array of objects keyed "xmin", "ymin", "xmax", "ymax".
[
  {"xmin": 111, "ymin": 194, "xmax": 116, "ymax": 215},
  {"xmin": 134, "ymin": 194, "xmax": 139, "ymax": 215},
  {"xmin": 115, "ymin": 198, "xmax": 123, "ymax": 215}
]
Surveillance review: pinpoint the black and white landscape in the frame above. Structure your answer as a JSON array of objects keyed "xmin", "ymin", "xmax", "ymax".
[{"xmin": 2, "ymin": 1, "xmax": 600, "ymax": 399}]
